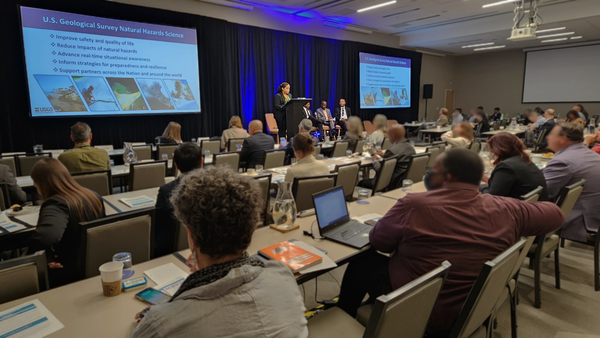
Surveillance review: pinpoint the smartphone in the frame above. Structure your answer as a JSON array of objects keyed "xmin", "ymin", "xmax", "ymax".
[{"xmin": 135, "ymin": 288, "xmax": 170, "ymax": 305}]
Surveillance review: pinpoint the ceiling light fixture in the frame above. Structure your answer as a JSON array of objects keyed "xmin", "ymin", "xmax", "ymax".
[
  {"xmin": 482, "ymin": 0, "xmax": 515, "ymax": 8},
  {"xmin": 570, "ymin": 36, "xmax": 583, "ymax": 40},
  {"xmin": 541, "ymin": 38, "xmax": 569, "ymax": 43},
  {"xmin": 536, "ymin": 27, "xmax": 566, "ymax": 33},
  {"xmin": 537, "ymin": 32, "xmax": 575, "ymax": 39},
  {"xmin": 474, "ymin": 45, "xmax": 506, "ymax": 51},
  {"xmin": 462, "ymin": 42, "xmax": 495, "ymax": 48},
  {"xmin": 357, "ymin": 0, "xmax": 397, "ymax": 13}
]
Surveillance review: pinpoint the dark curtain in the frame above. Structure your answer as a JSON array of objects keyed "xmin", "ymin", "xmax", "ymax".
[{"xmin": 0, "ymin": 0, "xmax": 421, "ymax": 153}]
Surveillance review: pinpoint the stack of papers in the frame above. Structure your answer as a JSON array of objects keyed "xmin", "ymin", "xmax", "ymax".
[
  {"xmin": 0, "ymin": 299, "xmax": 64, "ymax": 337},
  {"xmin": 0, "ymin": 214, "xmax": 27, "ymax": 233},
  {"xmin": 119, "ymin": 195, "xmax": 155, "ymax": 208},
  {"xmin": 145, "ymin": 263, "xmax": 189, "ymax": 296}
]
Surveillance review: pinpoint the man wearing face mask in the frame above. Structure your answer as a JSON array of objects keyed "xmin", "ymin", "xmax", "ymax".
[{"xmin": 337, "ymin": 149, "xmax": 564, "ymax": 337}]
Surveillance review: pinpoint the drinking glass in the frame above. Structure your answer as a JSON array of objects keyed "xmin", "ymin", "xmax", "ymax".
[
  {"xmin": 291, "ymin": 158, "xmax": 298, "ymax": 166},
  {"xmin": 113, "ymin": 252, "xmax": 134, "ymax": 279},
  {"xmin": 346, "ymin": 150, "xmax": 352, "ymax": 157},
  {"xmin": 109, "ymin": 159, "xmax": 115, "ymax": 167},
  {"xmin": 409, "ymin": 141, "xmax": 415, "ymax": 147},
  {"xmin": 255, "ymin": 164, "xmax": 264, "ymax": 175},
  {"xmin": 191, "ymin": 138, "xmax": 196, "ymax": 143},
  {"xmin": 204, "ymin": 150, "xmax": 212, "ymax": 164},
  {"xmin": 357, "ymin": 189, "xmax": 369, "ymax": 203},
  {"xmin": 401, "ymin": 179, "xmax": 413, "ymax": 192},
  {"xmin": 236, "ymin": 144, "xmax": 242, "ymax": 151},
  {"xmin": 375, "ymin": 145, "xmax": 381, "ymax": 152},
  {"xmin": 161, "ymin": 153, "xmax": 168, "ymax": 161},
  {"xmin": 33, "ymin": 144, "xmax": 43, "ymax": 154},
  {"xmin": 317, "ymin": 154, "xmax": 325, "ymax": 161}
]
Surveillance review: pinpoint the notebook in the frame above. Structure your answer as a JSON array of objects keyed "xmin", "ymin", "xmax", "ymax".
[{"xmin": 258, "ymin": 241, "xmax": 323, "ymax": 273}]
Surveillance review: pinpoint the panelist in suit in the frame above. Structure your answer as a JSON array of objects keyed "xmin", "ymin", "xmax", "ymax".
[
  {"xmin": 273, "ymin": 82, "xmax": 291, "ymax": 140},
  {"xmin": 315, "ymin": 100, "xmax": 334, "ymax": 139},
  {"xmin": 334, "ymin": 98, "xmax": 351, "ymax": 136},
  {"xmin": 240, "ymin": 120, "xmax": 275, "ymax": 169},
  {"xmin": 301, "ymin": 102, "xmax": 324, "ymax": 139}
]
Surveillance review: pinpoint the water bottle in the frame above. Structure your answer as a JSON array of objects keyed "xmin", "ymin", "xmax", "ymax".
[{"xmin": 204, "ymin": 149, "xmax": 212, "ymax": 164}]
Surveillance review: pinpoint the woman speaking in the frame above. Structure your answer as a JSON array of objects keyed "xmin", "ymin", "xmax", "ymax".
[{"xmin": 274, "ymin": 82, "xmax": 291, "ymax": 140}]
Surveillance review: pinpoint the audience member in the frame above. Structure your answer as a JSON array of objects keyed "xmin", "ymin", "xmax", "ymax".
[
  {"xmin": 435, "ymin": 108, "xmax": 451, "ymax": 127},
  {"xmin": 358, "ymin": 124, "xmax": 415, "ymax": 190},
  {"xmin": 566, "ymin": 110, "xmax": 585, "ymax": 130},
  {"xmin": 155, "ymin": 143, "xmax": 202, "ymax": 257},
  {"xmin": 476, "ymin": 106, "xmax": 485, "ymax": 115},
  {"xmin": 467, "ymin": 108, "xmax": 477, "ymax": 123},
  {"xmin": 132, "ymin": 167, "xmax": 308, "ymax": 338},
  {"xmin": 0, "ymin": 163, "xmax": 26, "ymax": 205},
  {"xmin": 342, "ymin": 116, "xmax": 364, "ymax": 152},
  {"xmin": 441, "ymin": 121, "xmax": 474, "ymax": 149},
  {"xmin": 337, "ymin": 149, "xmax": 564, "ymax": 336},
  {"xmin": 370, "ymin": 114, "xmax": 389, "ymax": 146},
  {"xmin": 583, "ymin": 130, "xmax": 600, "ymax": 155},
  {"xmin": 526, "ymin": 109, "xmax": 555, "ymax": 149},
  {"xmin": 452, "ymin": 108, "xmax": 464, "ymax": 124},
  {"xmin": 285, "ymin": 119, "xmax": 312, "ymax": 165},
  {"xmin": 58, "ymin": 122, "xmax": 110, "ymax": 173},
  {"xmin": 334, "ymin": 98, "xmax": 351, "ymax": 136},
  {"xmin": 522, "ymin": 108, "xmax": 533, "ymax": 125},
  {"xmin": 572, "ymin": 104, "xmax": 589, "ymax": 124},
  {"xmin": 480, "ymin": 132, "xmax": 549, "ymax": 200},
  {"xmin": 220, "ymin": 116, "xmax": 249, "ymax": 151},
  {"xmin": 528, "ymin": 110, "xmax": 547, "ymax": 131},
  {"xmin": 240, "ymin": 120, "xmax": 274, "ymax": 168},
  {"xmin": 29, "ymin": 158, "xmax": 105, "ymax": 287},
  {"xmin": 543, "ymin": 122, "xmax": 600, "ymax": 242},
  {"xmin": 158, "ymin": 122, "xmax": 182, "ymax": 145},
  {"xmin": 284, "ymin": 133, "xmax": 329, "ymax": 182},
  {"xmin": 472, "ymin": 111, "xmax": 490, "ymax": 137},
  {"xmin": 489, "ymin": 107, "xmax": 502, "ymax": 121}
]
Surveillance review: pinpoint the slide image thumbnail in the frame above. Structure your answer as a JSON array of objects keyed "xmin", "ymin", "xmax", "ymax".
[
  {"xmin": 381, "ymin": 88, "xmax": 392, "ymax": 106},
  {"xmin": 137, "ymin": 79, "xmax": 175, "ymax": 110},
  {"xmin": 106, "ymin": 77, "xmax": 149, "ymax": 111},
  {"xmin": 164, "ymin": 79, "xmax": 199, "ymax": 110},
  {"xmin": 371, "ymin": 87, "xmax": 384, "ymax": 106},
  {"xmin": 72, "ymin": 76, "xmax": 119, "ymax": 112},
  {"xmin": 361, "ymin": 86, "xmax": 374, "ymax": 106},
  {"xmin": 390, "ymin": 88, "xmax": 402, "ymax": 106},
  {"xmin": 34, "ymin": 75, "xmax": 87, "ymax": 112}
]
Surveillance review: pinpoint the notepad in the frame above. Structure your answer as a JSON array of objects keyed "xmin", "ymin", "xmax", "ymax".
[
  {"xmin": 0, "ymin": 214, "xmax": 27, "ymax": 233},
  {"xmin": 119, "ymin": 195, "xmax": 155, "ymax": 208},
  {"xmin": 144, "ymin": 263, "xmax": 188, "ymax": 286},
  {"xmin": 0, "ymin": 299, "xmax": 64, "ymax": 338}
]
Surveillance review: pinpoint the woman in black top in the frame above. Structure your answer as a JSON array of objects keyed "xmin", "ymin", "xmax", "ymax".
[
  {"xmin": 480, "ymin": 132, "xmax": 549, "ymax": 200},
  {"xmin": 274, "ymin": 82, "xmax": 291, "ymax": 141},
  {"xmin": 29, "ymin": 158, "xmax": 105, "ymax": 287},
  {"xmin": 158, "ymin": 121, "xmax": 182, "ymax": 145},
  {"xmin": 473, "ymin": 111, "xmax": 490, "ymax": 137}
]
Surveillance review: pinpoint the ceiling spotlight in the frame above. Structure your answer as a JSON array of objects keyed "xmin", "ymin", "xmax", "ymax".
[
  {"xmin": 537, "ymin": 32, "xmax": 575, "ymax": 39},
  {"xmin": 357, "ymin": 0, "xmax": 396, "ymax": 13},
  {"xmin": 461, "ymin": 42, "xmax": 494, "ymax": 48},
  {"xmin": 541, "ymin": 38, "xmax": 568, "ymax": 43},
  {"xmin": 536, "ymin": 27, "xmax": 566, "ymax": 33},
  {"xmin": 474, "ymin": 45, "xmax": 506, "ymax": 51}
]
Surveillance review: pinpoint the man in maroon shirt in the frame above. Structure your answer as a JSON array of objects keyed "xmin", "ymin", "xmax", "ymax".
[{"xmin": 337, "ymin": 149, "xmax": 564, "ymax": 336}]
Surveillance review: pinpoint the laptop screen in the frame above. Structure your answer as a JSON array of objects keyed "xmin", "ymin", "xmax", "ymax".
[{"xmin": 314, "ymin": 187, "xmax": 349, "ymax": 229}]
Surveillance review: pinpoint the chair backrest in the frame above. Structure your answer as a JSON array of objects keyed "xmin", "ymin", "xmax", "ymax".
[
  {"xmin": 262, "ymin": 149, "xmax": 286, "ymax": 169},
  {"xmin": 71, "ymin": 170, "xmax": 113, "ymax": 196},
  {"xmin": 331, "ymin": 142, "xmax": 349, "ymax": 158},
  {"xmin": 0, "ymin": 183, "xmax": 11, "ymax": 211},
  {"xmin": 335, "ymin": 163, "xmax": 360, "ymax": 199},
  {"xmin": 364, "ymin": 121, "xmax": 375, "ymax": 134},
  {"xmin": 17, "ymin": 153, "xmax": 51, "ymax": 176},
  {"xmin": 425, "ymin": 146, "xmax": 440, "ymax": 168},
  {"xmin": 381, "ymin": 138, "xmax": 392, "ymax": 151},
  {"xmin": 227, "ymin": 138, "xmax": 246, "ymax": 152},
  {"xmin": 520, "ymin": 186, "xmax": 544, "ymax": 202},
  {"xmin": 95, "ymin": 145, "xmax": 114, "ymax": 151},
  {"xmin": 364, "ymin": 261, "xmax": 451, "ymax": 338},
  {"xmin": 354, "ymin": 139, "xmax": 365, "ymax": 154},
  {"xmin": 292, "ymin": 174, "xmax": 337, "ymax": 212},
  {"xmin": 0, "ymin": 156, "xmax": 18, "ymax": 177},
  {"xmin": 253, "ymin": 174, "xmax": 272, "ymax": 226},
  {"xmin": 534, "ymin": 128, "xmax": 549, "ymax": 152},
  {"xmin": 468, "ymin": 141, "xmax": 481, "ymax": 153},
  {"xmin": 265, "ymin": 113, "xmax": 279, "ymax": 135},
  {"xmin": 200, "ymin": 140, "xmax": 221, "ymax": 155},
  {"xmin": 373, "ymin": 157, "xmax": 398, "ymax": 192},
  {"xmin": 0, "ymin": 251, "xmax": 48, "ymax": 304},
  {"xmin": 555, "ymin": 179, "xmax": 585, "ymax": 219},
  {"xmin": 405, "ymin": 153, "xmax": 431, "ymax": 184},
  {"xmin": 174, "ymin": 221, "xmax": 189, "ymax": 252},
  {"xmin": 132, "ymin": 145, "xmax": 153, "ymax": 161},
  {"xmin": 129, "ymin": 161, "xmax": 167, "ymax": 191},
  {"xmin": 156, "ymin": 144, "xmax": 179, "ymax": 160},
  {"xmin": 79, "ymin": 209, "xmax": 154, "ymax": 278},
  {"xmin": 213, "ymin": 152, "xmax": 240, "ymax": 172},
  {"xmin": 313, "ymin": 145, "xmax": 321, "ymax": 158},
  {"xmin": 449, "ymin": 238, "xmax": 528, "ymax": 338},
  {"xmin": 475, "ymin": 123, "xmax": 483, "ymax": 137}
]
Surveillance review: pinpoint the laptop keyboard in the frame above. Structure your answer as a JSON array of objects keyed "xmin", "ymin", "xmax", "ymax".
[{"xmin": 329, "ymin": 221, "xmax": 371, "ymax": 240}]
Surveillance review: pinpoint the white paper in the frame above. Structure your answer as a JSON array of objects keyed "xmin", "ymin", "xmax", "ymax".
[
  {"xmin": 119, "ymin": 195, "xmax": 155, "ymax": 208},
  {"xmin": 0, "ymin": 299, "xmax": 64, "ymax": 338},
  {"xmin": 144, "ymin": 263, "xmax": 188, "ymax": 286},
  {"xmin": 0, "ymin": 214, "xmax": 27, "ymax": 233},
  {"xmin": 353, "ymin": 213, "xmax": 383, "ymax": 224},
  {"xmin": 15, "ymin": 212, "xmax": 40, "ymax": 227},
  {"xmin": 291, "ymin": 241, "xmax": 338, "ymax": 275},
  {"xmin": 153, "ymin": 277, "xmax": 185, "ymax": 296}
]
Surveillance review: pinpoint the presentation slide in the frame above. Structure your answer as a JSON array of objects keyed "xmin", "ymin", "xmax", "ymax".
[
  {"xmin": 359, "ymin": 52, "xmax": 411, "ymax": 109},
  {"xmin": 20, "ymin": 7, "xmax": 201, "ymax": 117}
]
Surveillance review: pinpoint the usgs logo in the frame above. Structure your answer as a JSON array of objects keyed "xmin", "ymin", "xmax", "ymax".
[{"xmin": 35, "ymin": 107, "xmax": 54, "ymax": 113}]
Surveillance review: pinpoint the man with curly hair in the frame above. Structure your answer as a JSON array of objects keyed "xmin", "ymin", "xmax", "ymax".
[{"xmin": 133, "ymin": 166, "xmax": 308, "ymax": 338}]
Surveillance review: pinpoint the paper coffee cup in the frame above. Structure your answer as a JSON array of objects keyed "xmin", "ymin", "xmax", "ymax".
[{"xmin": 99, "ymin": 262, "xmax": 123, "ymax": 297}]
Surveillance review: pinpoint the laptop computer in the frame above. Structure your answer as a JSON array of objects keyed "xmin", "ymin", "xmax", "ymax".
[{"xmin": 312, "ymin": 186, "xmax": 373, "ymax": 249}]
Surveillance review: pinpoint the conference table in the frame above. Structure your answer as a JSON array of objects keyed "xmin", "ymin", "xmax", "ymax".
[
  {"xmin": 420, "ymin": 126, "xmax": 451, "ymax": 143},
  {"xmin": 481, "ymin": 127, "xmax": 529, "ymax": 137}
]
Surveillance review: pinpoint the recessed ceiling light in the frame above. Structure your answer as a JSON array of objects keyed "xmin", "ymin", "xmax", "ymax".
[
  {"xmin": 482, "ymin": 0, "xmax": 515, "ymax": 8},
  {"xmin": 537, "ymin": 32, "xmax": 575, "ymax": 39},
  {"xmin": 536, "ymin": 27, "xmax": 566, "ymax": 33},
  {"xmin": 461, "ymin": 42, "xmax": 495, "ymax": 48},
  {"xmin": 570, "ymin": 36, "xmax": 583, "ymax": 40},
  {"xmin": 357, "ymin": 0, "xmax": 396, "ymax": 13},
  {"xmin": 474, "ymin": 45, "xmax": 506, "ymax": 51},
  {"xmin": 541, "ymin": 38, "xmax": 568, "ymax": 43}
]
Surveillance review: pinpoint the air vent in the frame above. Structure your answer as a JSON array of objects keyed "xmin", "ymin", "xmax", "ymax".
[{"xmin": 390, "ymin": 22, "xmax": 409, "ymax": 28}]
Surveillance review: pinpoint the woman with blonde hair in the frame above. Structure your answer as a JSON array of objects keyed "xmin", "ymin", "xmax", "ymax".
[
  {"xmin": 29, "ymin": 158, "xmax": 105, "ymax": 287},
  {"xmin": 220, "ymin": 116, "xmax": 250, "ymax": 151},
  {"xmin": 441, "ymin": 121, "xmax": 475, "ymax": 149},
  {"xmin": 370, "ymin": 114, "xmax": 388, "ymax": 146},
  {"xmin": 285, "ymin": 133, "xmax": 330, "ymax": 182},
  {"xmin": 159, "ymin": 121, "xmax": 182, "ymax": 144},
  {"xmin": 342, "ymin": 116, "xmax": 364, "ymax": 152}
]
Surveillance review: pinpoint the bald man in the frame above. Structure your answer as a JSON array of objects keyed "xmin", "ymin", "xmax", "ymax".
[
  {"xmin": 358, "ymin": 124, "xmax": 416, "ymax": 190},
  {"xmin": 240, "ymin": 120, "xmax": 275, "ymax": 168}
]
